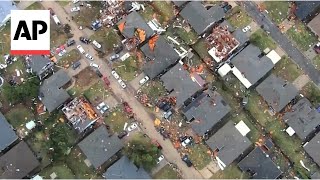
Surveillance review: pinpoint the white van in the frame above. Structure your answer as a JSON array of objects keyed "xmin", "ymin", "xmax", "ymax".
[{"xmin": 76, "ymin": 45, "xmax": 85, "ymax": 54}]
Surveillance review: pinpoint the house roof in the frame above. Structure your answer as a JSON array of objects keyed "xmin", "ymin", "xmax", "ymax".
[
  {"xmin": 308, "ymin": 13, "xmax": 320, "ymax": 37},
  {"xmin": 231, "ymin": 44, "xmax": 276, "ymax": 87},
  {"xmin": 311, "ymin": 172, "xmax": 320, "ymax": 179},
  {"xmin": 28, "ymin": 55, "xmax": 54, "ymax": 77},
  {"xmin": 206, "ymin": 121, "xmax": 252, "ymax": 166},
  {"xmin": 172, "ymin": 1, "xmax": 188, "ymax": 7},
  {"xmin": 39, "ymin": 70, "xmax": 71, "ymax": 112},
  {"xmin": 0, "ymin": 1, "xmax": 17, "ymax": 27},
  {"xmin": 117, "ymin": 11, "xmax": 154, "ymax": 43},
  {"xmin": 295, "ymin": 1, "xmax": 320, "ymax": 21},
  {"xmin": 180, "ymin": 1, "xmax": 225, "ymax": 35},
  {"xmin": 182, "ymin": 91, "xmax": 231, "ymax": 136},
  {"xmin": 0, "ymin": 141, "xmax": 40, "ymax": 179},
  {"xmin": 78, "ymin": 126, "xmax": 123, "ymax": 169},
  {"xmin": 232, "ymin": 29, "xmax": 249, "ymax": 46},
  {"xmin": 103, "ymin": 156, "xmax": 151, "ymax": 179},
  {"xmin": 142, "ymin": 36, "xmax": 180, "ymax": 79},
  {"xmin": 238, "ymin": 147, "xmax": 282, "ymax": 179},
  {"xmin": 161, "ymin": 63, "xmax": 203, "ymax": 107},
  {"xmin": 256, "ymin": 74, "xmax": 298, "ymax": 112},
  {"xmin": 0, "ymin": 112, "xmax": 18, "ymax": 152},
  {"xmin": 284, "ymin": 98, "xmax": 320, "ymax": 140},
  {"xmin": 304, "ymin": 133, "xmax": 320, "ymax": 166}
]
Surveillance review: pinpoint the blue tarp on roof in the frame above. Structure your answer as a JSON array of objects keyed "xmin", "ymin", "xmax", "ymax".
[{"xmin": 0, "ymin": 1, "xmax": 17, "ymax": 27}]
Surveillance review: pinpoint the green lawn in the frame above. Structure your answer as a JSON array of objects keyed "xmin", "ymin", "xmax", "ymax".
[
  {"xmin": 153, "ymin": 164, "xmax": 181, "ymax": 179},
  {"xmin": 50, "ymin": 22, "xmax": 68, "ymax": 48},
  {"xmin": 5, "ymin": 104, "xmax": 35, "ymax": 128},
  {"xmin": 74, "ymin": 6, "xmax": 101, "ymax": 27},
  {"xmin": 3, "ymin": 58, "xmax": 27, "ymax": 83},
  {"xmin": 104, "ymin": 107, "xmax": 130, "ymax": 133},
  {"xmin": 227, "ymin": 6, "xmax": 252, "ymax": 28},
  {"xmin": 286, "ymin": 21, "xmax": 318, "ymax": 51},
  {"xmin": 232, "ymin": 112, "xmax": 261, "ymax": 142},
  {"xmin": 312, "ymin": 55, "xmax": 320, "ymax": 71},
  {"xmin": 175, "ymin": 26, "xmax": 198, "ymax": 45},
  {"xmin": 272, "ymin": 56, "xmax": 303, "ymax": 82},
  {"xmin": 40, "ymin": 162, "xmax": 75, "ymax": 179},
  {"xmin": 211, "ymin": 164, "xmax": 249, "ymax": 179},
  {"xmin": 113, "ymin": 56, "xmax": 139, "ymax": 82},
  {"xmin": 250, "ymin": 29, "xmax": 277, "ymax": 51},
  {"xmin": 152, "ymin": 1, "xmax": 175, "ymax": 24},
  {"xmin": 57, "ymin": 1, "xmax": 70, "ymax": 6},
  {"xmin": 26, "ymin": 2, "xmax": 44, "ymax": 10},
  {"xmin": 264, "ymin": 1, "xmax": 289, "ymax": 25},
  {"xmin": 83, "ymin": 80, "xmax": 109, "ymax": 104},
  {"xmin": 90, "ymin": 27, "xmax": 121, "ymax": 54},
  {"xmin": 58, "ymin": 49, "xmax": 81, "ymax": 67},
  {"xmin": 301, "ymin": 82, "xmax": 320, "ymax": 106},
  {"xmin": 139, "ymin": 3, "xmax": 161, "ymax": 24},
  {"xmin": 140, "ymin": 80, "xmax": 167, "ymax": 104},
  {"xmin": 188, "ymin": 144, "xmax": 212, "ymax": 170},
  {"xmin": 0, "ymin": 22, "xmax": 10, "ymax": 63},
  {"xmin": 191, "ymin": 39, "xmax": 210, "ymax": 59}
]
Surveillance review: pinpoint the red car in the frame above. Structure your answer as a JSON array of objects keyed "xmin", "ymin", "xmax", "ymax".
[{"xmin": 103, "ymin": 76, "xmax": 110, "ymax": 86}]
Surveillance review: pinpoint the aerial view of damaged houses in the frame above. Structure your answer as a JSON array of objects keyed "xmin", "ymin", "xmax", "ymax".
[{"xmin": 1, "ymin": 0, "xmax": 320, "ymax": 179}]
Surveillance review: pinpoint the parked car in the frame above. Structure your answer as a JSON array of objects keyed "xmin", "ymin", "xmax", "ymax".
[
  {"xmin": 95, "ymin": 69, "xmax": 103, "ymax": 78},
  {"xmin": 90, "ymin": 63, "xmax": 99, "ymax": 68},
  {"xmin": 159, "ymin": 126, "xmax": 170, "ymax": 139},
  {"xmin": 314, "ymin": 42, "xmax": 320, "ymax": 54},
  {"xmin": 76, "ymin": 45, "xmax": 85, "ymax": 54},
  {"xmin": 223, "ymin": 4, "xmax": 232, "ymax": 12},
  {"xmin": 114, "ymin": 45, "xmax": 123, "ymax": 54},
  {"xmin": 103, "ymin": 76, "xmax": 110, "ymax": 86},
  {"xmin": 118, "ymin": 79, "xmax": 127, "ymax": 89},
  {"xmin": 242, "ymin": 25, "xmax": 251, "ymax": 33},
  {"xmin": 179, "ymin": 136, "xmax": 188, "ymax": 143},
  {"xmin": 72, "ymin": 0, "xmax": 79, "ymax": 3},
  {"xmin": 118, "ymin": 130, "xmax": 128, "ymax": 139},
  {"xmin": 71, "ymin": 7, "xmax": 80, "ymax": 12},
  {"xmin": 163, "ymin": 110, "xmax": 173, "ymax": 119},
  {"xmin": 92, "ymin": 40, "xmax": 102, "ymax": 49},
  {"xmin": 85, "ymin": 53, "xmax": 94, "ymax": 61},
  {"xmin": 111, "ymin": 70, "xmax": 120, "ymax": 79},
  {"xmin": 162, "ymin": 104, "xmax": 171, "ymax": 112},
  {"xmin": 181, "ymin": 136, "xmax": 193, "ymax": 147},
  {"xmin": 96, "ymin": 102, "xmax": 109, "ymax": 114},
  {"xmin": 156, "ymin": 155, "xmax": 165, "ymax": 164},
  {"xmin": 139, "ymin": 76, "xmax": 149, "ymax": 85},
  {"xmin": 80, "ymin": 37, "xmax": 91, "ymax": 44},
  {"xmin": 109, "ymin": 54, "xmax": 120, "ymax": 61},
  {"xmin": 182, "ymin": 155, "xmax": 193, "ymax": 167},
  {"xmin": 72, "ymin": 60, "xmax": 81, "ymax": 70},
  {"xmin": 48, "ymin": 8, "xmax": 55, "ymax": 15},
  {"xmin": 66, "ymin": 39, "xmax": 75, "ymax": 47},
  {"xmin": 127, "ymin": 123, "xmax": 138, "ymax": 132}
]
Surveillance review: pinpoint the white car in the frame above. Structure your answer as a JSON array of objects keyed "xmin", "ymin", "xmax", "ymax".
[
  {"xmin": 181, "ymin": 138, "xmax": 191, "ymax": 147},
  {"xmin": 77, "ymin": 45, "xmax": 85, "ymax": 54},
  {"xmin": 156, "ymin": 155, "xmax": 165, "ymax": 164},
  {"xmin": 242, "ymin": 25, "xmax": 251, "ymax": 33},
  {"xmin": 90, "ymin": 63, "xmax": 100, "ymax": 68},
  {"xmin": 58, "ymin": 49, "xmax": 67, "ymax": 57},
  {"xmin": 85, "ymin": 53, "xmax": 94, "ymax": 61},
  {"xmin": 92, "ymin": 40, "xmax": 102, "ymax": 49},
  {"xmin": 118, "ymin": 79, "xmax": 127, "ymax": 89},
  {"xmin": 127, "ymin": 123, "xmax": 138, "ymax": 132},
  {"xmin": 71, "ymin": 7, "xmax": 80, "ymax": 12},
  {"xmin": 72, "ymin": 0, "xmax": 79, "ymax": 3},
  {"xmin": 96, "ymin": 102, "xmax": 109, "ymax": 114},
  {"xmin": 139, "ymin": 76, "xmax": 149, "ymax": 85},
  {"xmin": 111, "ymin": 70, "xmax": 120, "ymax": 79}
]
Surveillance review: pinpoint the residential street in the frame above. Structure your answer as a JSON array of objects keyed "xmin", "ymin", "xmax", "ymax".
[
  {"xmin": 39, "ymin": 1, "xmax": 203, "ymax": 179},
  {"xmin": 240, "ymin": 1, "xmax": 320, "ymax": 87}
]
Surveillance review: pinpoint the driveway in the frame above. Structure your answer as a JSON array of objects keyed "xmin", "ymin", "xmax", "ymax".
[
  {"xmin": 40, "ymin": 1, "xmax": 203, "ymax": 179},
  {"xmin": 240, "ymin": 2, "xmax": 320, "ymax": 87}
]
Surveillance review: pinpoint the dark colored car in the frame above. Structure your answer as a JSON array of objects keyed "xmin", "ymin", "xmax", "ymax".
[
  {"xmin": 95, "ymin": 69, "xmax": 103, "ymax": 78},
  {"xmin": 80, "ymin": 37, "xmax": 91, "ymax": 44},
  {"xmin": 67, "ymin": 39, "xmax": 76, "ymax": 47},
  {"xmin": 48, "ymin": 8, "xmax": 55, "ymax": 15},
  {"xmin": 72, "ymin": 60, "xmax": 81, "ymax": 70},
  {"xmin": 314, "ymin": 43, "xmax": 320, "ymax": 54},
  {"xmin": 159, "ymin": 126, "xmax": 170, "ymax": 139},
  {"xmin": 179, "ymin": 136, "xmax": 188, "ymax": 143},
  {"xmin": 114, "ymin": 45, "xmax": 123, "ymax": 54},
  {"xmin": 118, "ymin": 130, "xmax": 128, "ymax": 139},
  {"xmin": 182, "ymin": 155, "xmax": 193, "ymax": 167},
  {"xmin": 162, "ymin": 104, "xmax": 171, "ymax": 112}
]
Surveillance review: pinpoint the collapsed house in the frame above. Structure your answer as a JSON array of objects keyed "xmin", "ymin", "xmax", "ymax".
[
  {"xmin": 62, "ymin": 97, "xmax": 98, "ymax": 134},
  {"xmin": 26, "ymin": 55, "xmax": 54, "ymax": 80},
  {"xmin": 0, "ymin": 112, "xmax": 18, "ymax": 152},
  {"xmin": 161, "ymin": 62, "xmax": 205, "ymax": 108},
  {"xmin": 304, "ymin": 133, "xmax": 320, "ymax": 167},
  {"xmin": 283, "ymin": 98, "xmax": 320, "ymax": 140},
  {"xmin": 39, "ymin": 70, "xmax": 71, "ymax": 112},
  {"xmin": 142, "ymin": 35, "xmax": 180, "ymax": 79},
  {"xmin": 256, "ymin": 74, "xmax": 298, "ymax": 113},
  {"xmin": 181, "ymin": 90, "xmax": 231, "ymax": 136}
]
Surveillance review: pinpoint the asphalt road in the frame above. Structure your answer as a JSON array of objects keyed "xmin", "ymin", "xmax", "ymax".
[{"xmin": 240, "ymin": 1, "xmax": 320, "ymax": 86}]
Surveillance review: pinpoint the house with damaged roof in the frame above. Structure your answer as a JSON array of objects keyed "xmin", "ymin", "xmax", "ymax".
[
  {"xmin": 160, "ymin": 62, "xmax": 205, "ymax": 108},
  {"xmin": 303, "ymin": 133, "xmax": 320, "ymax": 167},
  {"xmin": 0, "ymin": 141, "xmax": 40, "ymax": 179},
  {"xmin": 181, "ymin": 90, "xmax": 231, "ymax": 136},
  {"xmin": 283, "ymin": 98, "xmax": 320, "ymax": 140},
  {"xmin": 118, "ymin": 11, "xmax": 155, "ymax": 50},
  {"xmin": 103, "ymin": 156, "xmax": 151, "ymax": 179},
  {"xmin": 39, "ymin": 70, "xmax": 71, "ymax": 112},
  {"xmin": 180, "ymin": 1, "xmax": 225, "ymax": 35},
  {"xmin": 142, "ymin": 35, "xmax": 180, "ymax": 79},
  {"xmin": 238, "ymin": 147, "xmax": 282, "ymax": 179},
  {"xmin": 26, "ymin": 55, "xmax": 54, "ymax": 80},
  {"xmin": 256, "ymin": 74, "xmax": 298, "ymax": 113},
  {"xmin": 206, "ymin": 121, "xmax": 252, "ymax": 170},
  {"xmin": 0, "ymin": 112, "xmax": 18, "ymax": 153},
  {"xmin": 78, "ymin": 125, "xmax": 123, "ymax": 169}
]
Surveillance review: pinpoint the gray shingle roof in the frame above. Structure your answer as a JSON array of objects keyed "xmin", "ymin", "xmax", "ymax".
[
  {"xmin": 172, "ymin": 1, "xmax": 188, "ymax": 7},
  {"xmin": 39, "ymin": 70, "xmax": 71, "ymax": 112},
  {"xmin": 0, "ymin": 141, "xmax": 40, "ymax": 179},
  {"xmin": 304, "ymin": 133, "xmax": 320, "ymax": 166},
  {"xmin": 232, "ymin": 29, "xmax": 249, "ymax": 46},
  {"xmin": 103, "ymin": 156, "xmax": 151, "ymax": 179},
  {"xmin": 180, "ymin": 1, "xmax": 225, "ymax": 35},
  {"xmin": 284, "ymin": 98, "xmax": 320, "ymax": 140},
  {"xmin": 311, "ymin": 172, "xmax": 320, "ymax": 179},
  {"xmin": 0, "ymin": 1, "xmax": 17, "ymax": 27},
  {"xmin": 28, "ymin": 55, "xmax": 54, "ymax": 78},
  {"xmin": 295, "ymin": 1, "xmax": 320, "ymax": 21},
  {"xmin": 206, "ymin": 121, "xmax": 252, "ymax": 166},
  {"xmin": 142, "ymin": 36, "xmax": 180, "ymax": 79},
  {"xmin": 160, "ymin": 63, "xmax": 203, "ymax": 107},
  {"xmin": 182, "ymin": 91, "xmax": 231, "ymax": 136},
  {"xmin": 256, "ymin": 74, "xmax": 298, "ymax": 112},
  {"xmin": 238, "ymin": 147, "xmax": 282, "ymax": 179},
  {"xmin": 0, "ymin": 112, "xmax": 18, "ymax": 152},
  {"xmin": 231, "ymin": 44, "xmax": 275, "ymax": 86},
  {"xmin": 78, "ymin": 126, "xmax": 123, "ymax": 169}
]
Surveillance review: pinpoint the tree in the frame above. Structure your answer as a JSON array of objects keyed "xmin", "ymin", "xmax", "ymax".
[{"xmin": 124, "ymin": 139, "xmax": 160, "ymax": 171}]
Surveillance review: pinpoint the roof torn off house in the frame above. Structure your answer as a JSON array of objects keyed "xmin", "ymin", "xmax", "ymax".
[
  {"xmin": 207, "ymin": 26, "xmax": 240, "ymax": 63},
  {"xmin": 100, "ymin": 0, "xmax": 127, "ymax": 27},
  {"xmin": 62, "ymin": 97, "xmax": 98, "ymax": 134}
]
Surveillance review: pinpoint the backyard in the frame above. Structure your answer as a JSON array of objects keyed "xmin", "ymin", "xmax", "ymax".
[
  {"xmin": 312, "ymin": 55, "xmax": 320, "ymax": 71},
  {"xmin": 83, "ymin": 80, "xmax": 109, "ymax": 105},
  {"xmin": 5, "ymin": 104, "xmax": 35, "ymax": 129},
  {"xmin": 264, "ymin": 1, "xmax": 289, "ymax": 25},
  {"xmin": 152, "ymin": 1, "xmax": 175, "ymax": 25},
  {"xmin": 58, "ymin": 49, "xmax": 81, "ymax": 67},
  {"xmin": 73, "ymin": 4, "xmax": 101, "ymax": 27},
  {"xmin": 113, "ymin": 56, "xmax": 140, "ymax": 82},
  {"xmin": 39, "ymin": 162, "xmax": 75, "ymax": 179},
  {"xmin": 301, "ymin": 82, "xmax": 320, "ymax": 106},
  {"xmin": 272, "ymin": 56, "xmax": 303, "ymax": 82},
  {"xmin": 104, "ymin": 107, "xmax": 131, "ymax": 133},
  {"xmin": 0, "ymin": 22, "xmax": 10, "ymax": 63},
  {"xmin": 191, "ymin": 39, "xmax": 210, "ymax": 59},
  {"xmin": 210, "ymin": 164, "xmax": 249, "ymax": 179},
  {"xmin": 188, "ymin": 144, "xmax": 212, "ymax": 170},
  {"xmin": 227, "ymin": 6, "xmax": 252, "ymax": 29},
  {"xmin": 90, "ymin": 27, "xmax": 121, "ymax": 54},
  {"xmin": 139, "ymin": 80, "xmax": 167, "ymax": 104},
  {"xmin": 50, "ymin": 21, "xmax": 69, "ymax": 48},
  {"xmin": 153, "ymin": 164, "xmax": 181, "ymax": 179},
  {"xmin": 250, "ymin": 29, "xmax": 277, "ymax": 51}
]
